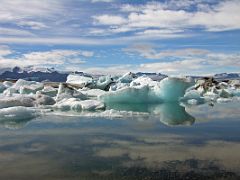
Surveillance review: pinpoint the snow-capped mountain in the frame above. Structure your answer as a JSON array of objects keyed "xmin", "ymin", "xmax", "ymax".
[
  {"xmin": 214, "ymin": 73, "xmax": 240, "ymax": 79},
  {"xmin": 0, "ymin": 66, "xmax": 71, "ymax": 82}
]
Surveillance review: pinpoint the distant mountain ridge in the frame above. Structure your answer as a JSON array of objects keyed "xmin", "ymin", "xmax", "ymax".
[
  {"xmin": 0, "ymin": 66, "xmax": 239, "ymax": 82},
  {"xmin": 0, "ymin": 66, "xmax": 71, "ymax": 82},
  {"xmin": 214, "ymin": 73, "xmax": 240, "ymax": 79}
]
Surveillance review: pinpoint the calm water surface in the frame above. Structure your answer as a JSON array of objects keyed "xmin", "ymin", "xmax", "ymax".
[{"xmin": 0, "ymin": 102, "xmax": 240, "ymax": 180}]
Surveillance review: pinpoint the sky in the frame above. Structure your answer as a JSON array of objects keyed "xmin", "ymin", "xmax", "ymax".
[{"xmin": 0, "ymin": 0, "xmax": 240, "ymax": 75}]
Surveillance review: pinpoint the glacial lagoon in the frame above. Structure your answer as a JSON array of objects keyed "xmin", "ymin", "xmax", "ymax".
[{"xmin": 0, "ymin": 102, "xmax": 239, "ymax": 180}]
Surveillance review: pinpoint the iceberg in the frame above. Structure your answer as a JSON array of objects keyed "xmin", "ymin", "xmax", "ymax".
[
  {"xmin": 0, "ymin": 106, "xmax": 40, "ymax": 122},
  {"xmin": 100, "ymin": 77, "xmax": 193, "ymax": 104},
  {"xmin": 36, "ymin": 93, "xmax": 56, "ymax": 105},
  {"xmin": 66, "ymin": 74, "xmax": 93, "ymax": 87},
  {"xmin": 0, "ymin": 95, "xmax": 36, "ymax": 108},
  {"xmin": 3, "ymin": 81, "xmax": 13, "ymax": 88},
  {"xmin": 13, "ymin": 79, "xmax": 43, "ymax": 91},
  {"xmin": 78, "ymin": 89, "xmax": 106, "ymax": 99},
  {"xmin": 55, "ymin": 83, "xmax": 86, "ymax": 102},
  {"xmin": 117, "ymin": 72, "xmax": 136, "ymax": 83},
  {"xmin": 39, "ymin": 86, "xmax": 58, "ymax": 97},
  {"xmin": 54, "ymin": 98, "xmax": 105, "ymax": 111},
  {"xmin": 0, "ymin": 83, "xmax": 6, "ymax": 93},
  {"xmin": 96, "ymin": 76, "xmax": 114, "ymax": 90}
]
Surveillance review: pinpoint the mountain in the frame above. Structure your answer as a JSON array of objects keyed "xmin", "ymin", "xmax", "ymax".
[
  {"xmin": 214, "ymin": 73, "xmax": 240, "ymax": 80},
  {"xmin": 0, "ymin": 66, "xmax": 71, "ymax": 82},
  {"xmin": 136, "ymin": 72, "xmax": 168, "ymax": 81}
]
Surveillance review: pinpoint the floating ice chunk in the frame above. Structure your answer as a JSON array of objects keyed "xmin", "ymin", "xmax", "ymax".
[
  {"xmin": 55, "ymin": 83, "xmax": 86, "ymax": 102},
  {"xmin": 36, "ymin": 93, "xmax": 56, "ymax": 105},
  {"xmin": 217, "ymin": 98, "xmax": 232, "ymax": 103},
  {"xmin": 203, "ymin": 87, "xmax": 219, "ymax": 100},
  {"xmin": 78, "ymin": 89, "xmax": 106, "ymax": 98},
  {"xmin": 100, "ymin": 77, "xmax": 193, "ymax": 103},
  {"xmin": 187, "ymin": 99, "xmax": 199, "ymax": 105},
  {"xmin": 39, "ymin": 86, "xmax": 58, "ymax": 97},
  {"xmin": 13, "ymin": 79, "xmax": 43, "ymax": 91},
  {"xmin": 155, "ymin": 77, "xmax": 194, "ymax": 102},
  {"xmin": 109, "ymin": 82, "xmax": 129, "ymax": 91},
  {"xmin": 54, "ymin": 98, "xmax": 105, "ymax": 111},
  {"xmin": 100, "ymin": 85, "xmax": 158, "ymax": 104},
  {"xmin": 80, "ymin": 100, "xmax": 105, "ymax": 110},
  {"xmin": 226, "ymin": 88, "xmax": 240, "ymax": 97},
  {"xmin": 96, "ymin": 109, "xmax": 149, "ymax": 118},
  {"xmin": 96, "ymin": 76, "xmax": 114, "ymax": 90},
  {"xmin": 219, "ymin": 89, "xmax": 233, "ymax": 98},
  {"xmin": 0, "ymin": 95, "xmax": 36, "ymax": 108},
  {"xmin": 19, "ymin": 83, "xmax": 44, "ymax": 94},
  {"xmin": 66, "ymin": 74, "xmax": 93, "ymax": 87},
  {"xmin": 130, "ymin": 76, "xmax": 158, "ymax": 88},
  {"xmin": 229, "ymin": 79, "xmax": 240, "ymax": 87},
  {"xmin": 183, "ymin": 90, "xmax": 202, "ymax": 100},
  {"xmin": 3, "ymin": 87, "xmax": 18, "ymax": 96},
  {"xmin": 117, "ymin": 72, "xmax": 136, "ymax": 83},
  {"xmin": 54, "ymin": 98, "xmax": 77, "ymax": 111},
  {"xmin": 181, "ymin": 90, "xmax": 205, "ymax": 104},
  {"xmin": 3, "ymin": 81, "xmax": 14, "ymax": 88},
  {"xmin": 0, "ymin": 83, "xmax": 6, "ymax": 93},
  {"xmin": 0, "ymin": 106, "xmax": 39, "ymax": 122}
]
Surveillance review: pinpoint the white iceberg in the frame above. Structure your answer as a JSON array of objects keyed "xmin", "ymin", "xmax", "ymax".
[
  {"xmin": 55, "ymin": 83, "xmax": 86, "ymax": 102},
  {"xmin": 0, "ymin": 106, "xmax": 40, "ymax": 122},
  {"xmin": 0, "ymin": 94, "xmax": 36, "ymax": 108},
  {"xmin": 13, "ymin": 79, "xmax": 43, "ymax": 91},
  {"xmin": 3, "ymin": 81, "xmax": 13, "ymax": 88},
  {"xmin": 117, "ymin": 72, "xmax": 136, "ymax": 83},
  {"xmin": 36, "ymin": 93, "xmax": 56, "ymax": 106},
  {"xmin": 3, "ymin": 87, "xmax": 18, "ymax": 96},
  {"xmin": 66, "ymin": 74, "xmax": 93, "ymax": 87},
  {"xmin": 0, "ymin": 83, "xmax": 6, "ymax": 93},
  {"xmin": 96, "ymin": 76, "xmax": 114, "ymax": 90},
  {"xmin": 39, "ymin": 86, "xmax": 58, "ymax": 97},
  {"xmin": 78, "ymin": 89, "xmax": 106, "ymax": 98},
  {"xmin": 54, "ymin": 98, "xmax": 105, "ymax": 111}
]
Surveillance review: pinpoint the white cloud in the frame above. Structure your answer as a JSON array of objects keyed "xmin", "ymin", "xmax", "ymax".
[
  {"xmin": 0, "ymin": 35, "xmax": 188, "ymax": 46},
  {"xmin": 0, "ymin": 37, "xmax": 116, "ymax": 45},
  {"xmin": 83, "ymin": 51, "xmax": 240, "ymax": 75},
  {"xmin": 0, "ymin": 27, "xmax": 34, "ymax": 36},
  {"xmin": 0, "ymin": 0, "xmax": 65, "ymax": 31},
  {"xmin": 91, "ymin": 0, "xmax": 114, "ymax": 3},
  {"xmin": 86, "ymin": 48, "xmax": 240, "ymax": 75},
  {"xmin": 17, "ymin": 21, "xmax": 48, "ymax": 30},
  {"xmin": 0, "ymin": 49, "xmax": 93, "ymax": 68},
  {"xmin": 123, "ymin": 45, "xmax": 210, "ymax": 59},
  {"xmin": 93, "ymin": 15, "xmax": 127, "ymax": 25},
  {"xmin": 0, "ymin": 45, "xmax": 13, "ymax": 57},
  {"xmin": 94, "ymin": 0, "xmax": 240, "ymax": 34}
]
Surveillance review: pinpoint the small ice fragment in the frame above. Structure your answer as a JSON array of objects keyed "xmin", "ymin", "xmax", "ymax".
[
  {"xmin": 0, "ymin": 95, "xmax": 36, "ymax": 108},
  {"xmin": 187, "ymin": 99, "xmax": 198, "ymax": 105},
  {"xmin": 0, "ymin": 83, "xmax": 6, "ymax": 93},
  {"xmin": 66, "ymin": 74, "xmax": 93, "ymax": 87},
  {"xmin": 0, "ymin": 106, "xmax": 39, "ymax": 122}
]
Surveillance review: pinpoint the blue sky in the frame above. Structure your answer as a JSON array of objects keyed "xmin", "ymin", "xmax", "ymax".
[{"xmin": 0, "ymin": 0, "xmax": 240, "ymax": 75}]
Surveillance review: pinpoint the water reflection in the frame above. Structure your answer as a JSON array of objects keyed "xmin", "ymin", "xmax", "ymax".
[
  {"xmin": 106, "ymin": 102, "xmax": 195, "ymax": 126},
  {"xmin": 0, "ymin": 118, "xmax": 32, "ymax": 130},
  {"xmin": 0, "ymin": 102, "xmax": 240, "ymax": 179},
  {"xmin": 152, "ymin": 103, "xmax": 195, "ymax": 126}
]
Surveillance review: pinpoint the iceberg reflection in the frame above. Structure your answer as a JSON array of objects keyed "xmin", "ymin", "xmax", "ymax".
[
  {"xmin": 106, "ymin": 102, "xmax": 195, "ymax": 126},
  {"xmin": 154, "ymin": 103, "xmax": 195, "ymax": 126}
]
